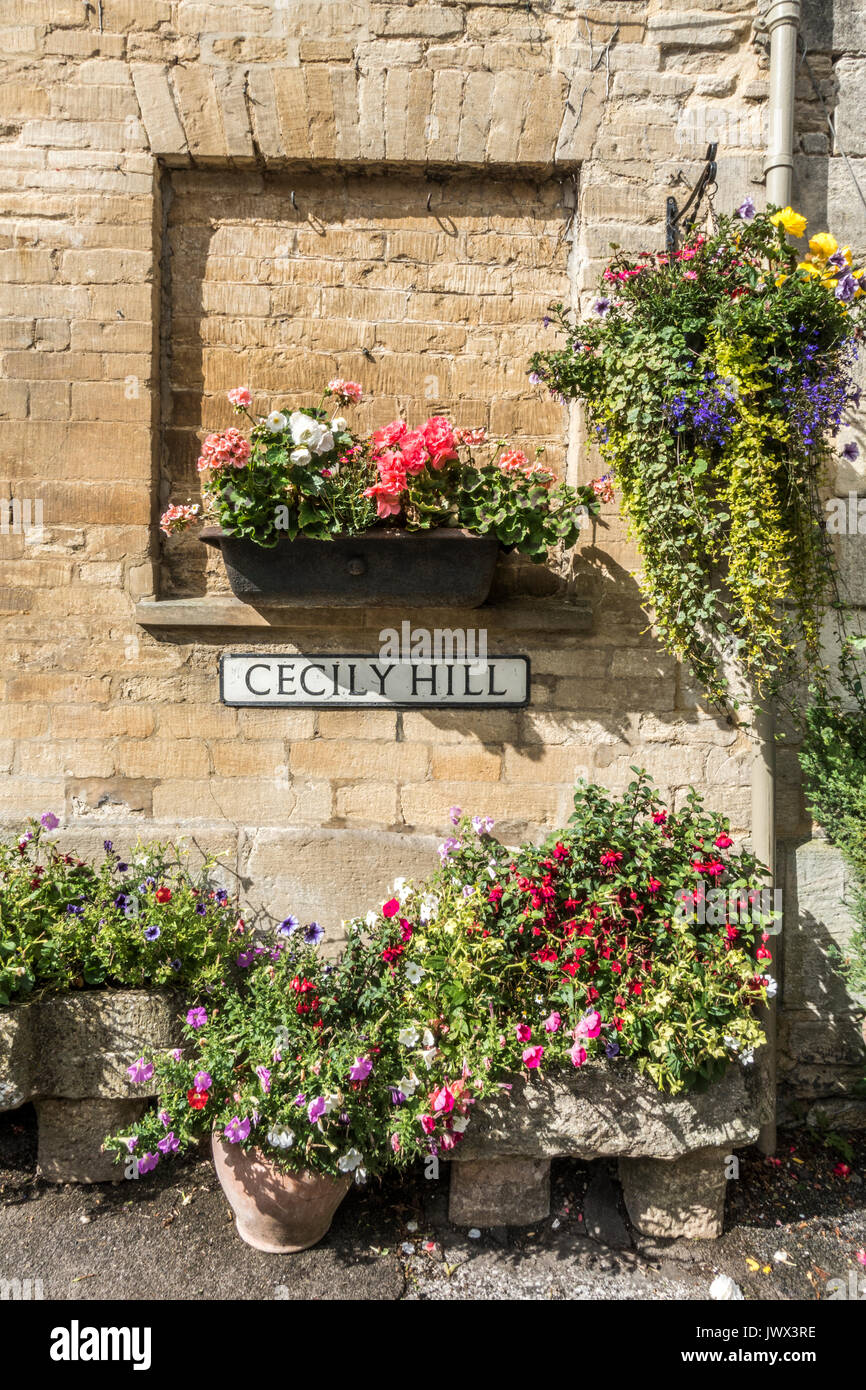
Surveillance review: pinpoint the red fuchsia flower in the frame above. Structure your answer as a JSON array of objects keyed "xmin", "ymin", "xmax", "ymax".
[
  {"xmin": 756, "ymin": 939, "xmax": 773, "ymax": 962},
  {"xmin": 420, "ymin": 1114, "xmax": 436, "ymax": 1135},
  {"xmin": 422, "ymin": 416, "xmax": 457, "ymax": 467},
  {"xmin": 570, "ymin": 1043, "xmax": 587, "ymax": 1069},
  {"xmin": 488, "ymin": 885, "xmax": 503, "ymax": 907},
  {"xmin": 227, "ymin": 387, "xmax": 252, "ymax": 409},
  {"xmin": 652, "ymin": 811, "xmax": 667, "ymax": 825},
  {"xmin": 187, "ymin": 1088, "xmax": 208, "ymax": 1110},
  {"xmin": 543, "ymin": 1012, "xmax": 561, "ymax": 1034},
  {"xmin": 647, "ymin": 878, "xmax": 662, "ymax": 894},
  {"xmin": 154, "ymin": 886, "xmax": 172, "ymax": 904},
  {"xmin": 326, "ymin": 378, "xmax": 363, "ymax": 405},
  {"xmin": 714, "ymin": 833, "xmax": 733, "ymax": 849},
  {"xmin": 382, "ymin": 898, "xmax": 400, "ymax": 919},
  {"xmin": 704, "ymin": 860, "xmax": 725, "ymax": 878},
  {"xmin": 600, "ymin": 850, "xmax": 623, "ymax": 869},
  {"xmin": 522, "ymin": 1045, "xmax": 545, "ymax": 1070},
  {"xmin": 516, "ymin": 1023, "xmax": 532, "ymax": 1043}
]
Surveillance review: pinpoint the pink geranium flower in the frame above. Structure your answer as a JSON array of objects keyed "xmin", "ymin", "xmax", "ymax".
[{"xmin": 227, "ymin": 387, "xmax": 252, "ymax": 409}]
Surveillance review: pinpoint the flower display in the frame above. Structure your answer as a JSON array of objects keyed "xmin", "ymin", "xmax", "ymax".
[
  {"xmin": 158, "ymin": 384, "xmax": 609, "ymax": 564},
  {"xmin": 529, "ymin": 203, "xmax": 864, "ymax": 710},
  {"xmin": 0, "ymin": 824, "xmax": 243, "ymax": 1003}
]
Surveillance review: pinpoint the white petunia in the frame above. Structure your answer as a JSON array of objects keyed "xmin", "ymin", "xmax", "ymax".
[
  {"xmin": 266, "ymin": 1124, "xmax": 295, "ymax": 1150},
  {"xmin": 421, "ymin": 1029, "xmax": 435, "ymax": 1049},
  {"xmin": 420, "ymin": 1046, "xmax": 437, "ymax": 1070},
  {"xmin": 764, "ymin": 976, "xmax": 778, "ymax": 998},
  {"xmin": 399, "ymin": 1073, "xmax": 420, "ymax": 1097},
  {"xmin": 266, "ymin": 411, "xmax": 288, "ymax": 433},
  {"xmin": 451, "ymin": 1115, "xmax": 470, "ymax": 1133},
  {"xmin": 391, "ymin": 877, "xmax": 411, "ymax": 904},
  {"xmin": 404, "ymin": 961, "xmax": 424, "ymax": 985},
  {"xmin": 365, "ymin": 909, "xmax": 379, "ymax": 928},
  {"xmin": 419, "ymin": 894, "xmax": 439, "ymax": 924},
  {"xmin": 337, "ymin": 1149, "xmax": 366, "ymax": 1183},
  {"xmin": 398, "ymin": 1025, "xmax": 419, "ymax": 1048}
]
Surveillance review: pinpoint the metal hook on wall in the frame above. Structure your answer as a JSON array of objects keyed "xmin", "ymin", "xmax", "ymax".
[{"xmin": 665, "ymin": 142, "xmax": 718, "ymax": 252}]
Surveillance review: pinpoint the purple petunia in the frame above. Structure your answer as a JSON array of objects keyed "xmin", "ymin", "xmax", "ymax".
[
  {"xmin": 127, "ymin": 1058, "xmax": 154, "ymax": 1085},
  {"xmin": 237, "ymin": 950, "xmax": 254, "ymax": 968},
  {"xmin": 137, "ymin": 1152, "xmax": 159, "ymax": 1175},
  {"xmin": 348, "ymin": 1056, "xmax": 372, "ymax": 1082},
  {"xmin": 40, "ymin": 811, "xmax": 59, "ymax": 830},
  {"xmin": 303, "ymin": 921, "xmax": 324, "ymax": 946},
  {"xmin": 157, "ymin": 1132, "xmax": 180, "ymax": 1155},
  {"xmin": 103, "ymin": 839, "xmax": 113, "ymax": 853},
  {"xmin": 593, "ymin": 297, "xmax": 612, "ymax": 316},
  {"xmin": 186, "ymin": 1007, "xmax": 208, "ymax": 1029},
  {"xmin": 736, "ymin": 195, "xmax": 756, "ymax": 220},
  {"xmin": 195, "ymin": 903, "xmax": 207, "ymax": 916},
  {"xmin": 256, "ymin": 1065, "xmax": 271, "ymax": 1094},
  {"xmin": 307, "ymin": 1096, "xmax": 327, "ymax": 1124},
  {"xmin": 842, "ymin": 441, "xmax": 860, "ymax": 461},
  {"xmin": 224, "ymin": 1116, "xmax": 251, "ymax": 1145},
  {"xmin": 278, "ymin": 914, "xmax": 300, "ymax": 937},
  {"xmin": 193, "ymin": 1071, "xmax": 212, "ymax": 1091},
  {"xmin": 144, "ymin": 924, "xmax": 161, "ymax": 942}
]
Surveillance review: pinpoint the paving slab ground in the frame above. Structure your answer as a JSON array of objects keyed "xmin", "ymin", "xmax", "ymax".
[{"xmin": 0, "ymin": 1108, "xmax": 863, "ymax": 1302}]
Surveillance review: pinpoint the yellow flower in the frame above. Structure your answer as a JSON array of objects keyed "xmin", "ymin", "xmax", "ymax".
[
  {"xmin": 839, "ymin": 245, "xmax": 853, "ymax": 267},
  {"xmin": 770, "ymin": 206, "xmax": 807, "ymax": 238},
  {"xmin": 775, "ymin": 273, "xmax": 788, "ymax": 287},
  {"xmin": 808, "ymin": 231, "xmax": 837, "ymax": 260},
  {"xmin": 796, "ymin": 261, "xmax": 821, "ymax": 276}
]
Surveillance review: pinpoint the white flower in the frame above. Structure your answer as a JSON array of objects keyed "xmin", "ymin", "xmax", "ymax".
[
  {"xmin": 331, "ymin": 416, "xmax": 347, "ymax": 431},
  {"xmin": 723, "ymin": 1035, "xmax": 740, "ymax": 1052},
  {"xmin": 421, "ymin": 1028, "xmax": 435, "ymax": 1049},
  {"xmin": 391, "ymin": 877, "xmax": 411, "ymax": 904},
  {"xmin": 322, "ymin": 1094, "xmax": 339, "ymax": 1115},
  {"xmin": 266, "ymin": 1125, "xmax": 295, "ymax": 1150},
  {"xmin": 266, "ymin": 411, "xmax": 288, "ymax": 433},
  {"xmin": 419, "ymin": 894, "xmax": 439, "ymax": 924},
  {"xmin": 709, "ymin": 1273, "xmax": 743, "ymax": 1301},
  {"xmin": 398, "ymin": 1073, "xmax": 419, "ymax": 1096},
  {"xmin": 421, "ymin": 1047, "xmax": 437, "ymax": 1070},
  {"xmin": 313, "ymin": 429, "xmax": 334, "ymax": 455},
  {"xmin": 764, "ymin": 976, "xmax": 778, "ymax": 998},
  {"xmin": 337, "ymin": 1148, "xmax": 363, "ymax": 1173},
  {"xmin": 398, "ymin": 1025, "xmax": 419, "ymax": 1048},
  {"xmin": 289, "ymin": 411, "xmax": 322, "ymax": 448},
  {"xmin": 290, "ymin": 446, "xmax": 311, "ymax": 465},
  {"xmin": 404, "ymin": 961, "xmax": 424, "ymax": 985},
  {"xmin": 365, "ymin": 909, "xmax": 379, "ymax": 928},
  {"xmin": 451, "ymin": 1115, "xmax": 470, "ymax": 1133},
  {"xmin": 740, "ymin": 1049, "xmax": 755, "ymax": 1067}
]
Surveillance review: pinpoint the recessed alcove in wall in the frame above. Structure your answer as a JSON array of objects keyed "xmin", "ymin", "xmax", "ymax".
[{"xmin": 159, "ymin": 165, "xmax": 575, "ymax": 599}]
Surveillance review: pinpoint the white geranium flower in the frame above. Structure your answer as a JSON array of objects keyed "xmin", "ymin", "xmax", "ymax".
[
  {"xmin": 290, "ymin": 446, "xmax": 311, "ymax": 465},
  {"xmin": 266, "ymin": 411, "xmax": 288, "ymax": 433},
  {"xmin": 398, "ymin": 1025, "xmax": 419, "ymax": 1048},
  {"xmin": 331, "ymin": 416, "xmax": 347, "ymax": 431},
  {"xmin": 404, "ymin": 961, "xmax": 424, "ymax": 985},
  {"xmin": 267, "ymin": 1125, "xmax": 295, "ymax": 1150},
  {"xmin": 289, "ymin": 411, "xmax": 322, "ymax": 448},
  {"xmin": 337, "ymin": 1148, "xmax": 363, "ymax": 1173}
]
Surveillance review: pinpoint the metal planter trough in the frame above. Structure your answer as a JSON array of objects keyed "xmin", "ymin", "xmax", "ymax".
[
  {"xmin": 447, "ymin": 1062, "xmax": 769, "ymax": 1239},
  {"xmin": 199, "ymin": 527, "xmax": 500, "ymax": 607},
  {"xmin": 0, "ymin": 989, "xmax": 184, "ymax": 1183}
]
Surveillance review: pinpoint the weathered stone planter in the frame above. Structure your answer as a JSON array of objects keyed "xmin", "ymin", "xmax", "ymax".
[
  {"xmin": 200, "ymin": 527, "xmax": 500, "ymax": 607},
  {"xmin": 0, "ymin": 989, "xmax": 184, "ymax": 1182},
  {"xmin": 448, "ymin": 1062, "xmax": 767, "ymax": 1239}
]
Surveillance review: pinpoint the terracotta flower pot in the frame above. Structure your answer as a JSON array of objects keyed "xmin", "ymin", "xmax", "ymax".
[{"xmin": 212, "ymin": 1136, "xmax": 351, "ymax": 1253}]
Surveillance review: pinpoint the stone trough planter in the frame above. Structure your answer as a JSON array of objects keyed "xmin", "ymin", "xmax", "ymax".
[
  {"xmin": 448, "ymin": 1062, "xmax": 768, "ymax": 1239},
  {"xmin": 0, "ymin": 989, "xmax": 184, "ymax": 1183}
]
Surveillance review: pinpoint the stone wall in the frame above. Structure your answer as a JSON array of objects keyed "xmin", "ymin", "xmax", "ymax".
[{"xmin": 0, "ymin": 0, "xmax": 864, "ymax": 1105}]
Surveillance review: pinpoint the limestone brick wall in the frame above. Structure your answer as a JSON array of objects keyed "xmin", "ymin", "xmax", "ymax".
[{"xmin": 0, "ymin": 0, "xmax": 864, "ymax": 1103}]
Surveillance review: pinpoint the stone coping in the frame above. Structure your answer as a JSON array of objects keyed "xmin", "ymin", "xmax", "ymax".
[
  {"xmin": 134, "ymin": 595, "xmax": 594, "ymax": 634},
  {"xmin": 449, "ymin": 1060, "xmax": 765, "ymax": 1162}
]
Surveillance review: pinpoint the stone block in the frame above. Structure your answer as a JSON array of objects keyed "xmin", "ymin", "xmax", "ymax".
[
  {"xmin": 618, "ymin": 1145, "xmax": 728, "ymax": 1239},
  {"xmin": 35, "ymin": 1097, "xmax": 146, "ymax": 1183},
  {"xmin": 448, "ymin": 1156, "xmax": 551, "ymax": 1226}
]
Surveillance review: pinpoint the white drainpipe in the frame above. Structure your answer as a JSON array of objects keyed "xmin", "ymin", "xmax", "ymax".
[{"xmin": 755, "ymin": 0, "xmax": 801, "ymax": 1154}]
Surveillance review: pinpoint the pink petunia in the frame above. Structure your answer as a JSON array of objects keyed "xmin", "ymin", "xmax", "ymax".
[
  {"xmin": 570, "ymin": 1043, "xmax": 587, "ymax": 1069},
  {"xmin": 516, "ymin": 1023, "xmax": 532, "ymax": 1043},
  {"xmin": 543, "ymin": 1012, "xmax": 561, "ymax": 1034},
  {"xmin": 522, "ymin": 1045, "xmax": 544, "ymax": 1069}
]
